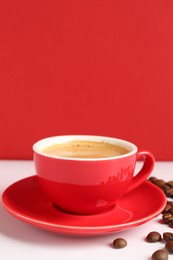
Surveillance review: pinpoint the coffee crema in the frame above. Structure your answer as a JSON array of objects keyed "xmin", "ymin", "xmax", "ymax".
[{"xmin": 41, "ymin": 140, "xmax": 129, "ymax": 158}]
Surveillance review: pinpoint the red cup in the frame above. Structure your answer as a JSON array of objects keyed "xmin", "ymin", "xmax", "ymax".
[{"xmin": 33, "ymin": 135, "xmax": 155, "ymax": 215}]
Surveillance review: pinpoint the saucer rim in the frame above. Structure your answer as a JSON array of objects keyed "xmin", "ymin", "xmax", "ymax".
[{"xmin": 2, "ymin": 176, "xmax": 166, "ymax": 232}]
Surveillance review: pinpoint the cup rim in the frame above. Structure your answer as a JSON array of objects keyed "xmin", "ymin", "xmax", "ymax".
[{"xmin": 33, "ymin": 135, "xmax": 138, "ymax": 161}]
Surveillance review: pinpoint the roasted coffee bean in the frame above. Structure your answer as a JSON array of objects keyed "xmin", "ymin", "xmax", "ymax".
[
  {"xmin": 168, "ymin": 207, "xmax": 173, "ymax": 215},
  {"xmin": 162, "ymin": 213, "xmax": 173, "ymax": 224},
  {"xmin": 167, "ymin": 201, "xmax": 173, "ymax": 207},
  {"xmin": 154, "ymin": 179, "xmax": 166, "ymax": 188},
  {"xmin": 166, "ymin": 181, "xmax": 173, "ymax": 187},
  {"xmin": 162, "ymin": 202, "xmax": 172, "ymax": 214},
  {"xmin": 162, "ymin": 184, "xmax": 171, "ymax": 192},
  {"xmin": 112, "ymin": 238, "xmax": 127, "ymax": 249},
  {"xmin": 148, "ymin": 176, "xmax": 158, "ymax": 183},
  {"xmin": 169, "ymin": 221, "xmax": 173, "ymax": 228},
  {"xmin": 165, "ymin": 240, "xmax": 173, "ymax": 253},
  {"xmin": 152, "ymin": 250, "xmax": 168, "ymax": 260},
  {"xmin": 165, "ymin": 187, "xmax": 173, "ymax": 197},
  {"xmin": 146, "ymin": 231, "xmax": 161, "ymax": 242},
  {"xmin": 163, "ymin": 232, "xmax": 173, "ymax": 242}
]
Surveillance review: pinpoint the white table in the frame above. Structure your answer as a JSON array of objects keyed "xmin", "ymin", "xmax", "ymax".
[{"xmin": 0, "ymin": 160, "xmax": 173, "ymax": 260}]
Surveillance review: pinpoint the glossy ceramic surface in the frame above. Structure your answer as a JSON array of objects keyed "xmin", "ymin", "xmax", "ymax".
[
  {"xmin": 33, "ymin": 135, "xmax": 155, "ymax": 214},
  {"xmin": 2, "ymin": 176, "xmax": 166, "ymax": 236}
]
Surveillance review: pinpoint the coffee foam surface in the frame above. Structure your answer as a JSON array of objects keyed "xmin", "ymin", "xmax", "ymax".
[{"xmin": 42, "ymin": 140, "xmax": 129, "ymax": 159}]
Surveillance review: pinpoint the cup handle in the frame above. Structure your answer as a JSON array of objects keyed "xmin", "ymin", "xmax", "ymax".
[{"xmin": 127, "ymin": 150, "xmax": 155, "ymax": 193}]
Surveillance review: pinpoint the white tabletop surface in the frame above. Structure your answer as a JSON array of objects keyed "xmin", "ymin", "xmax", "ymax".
[{"xmin": 0, "ymin": 160, "xmax": 173, "ymax": 260}]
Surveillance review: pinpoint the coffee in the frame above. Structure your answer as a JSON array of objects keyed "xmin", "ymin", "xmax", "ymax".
[{"xmin": 42, "ymin": 140, "xmax": 129, "ymax": 158}]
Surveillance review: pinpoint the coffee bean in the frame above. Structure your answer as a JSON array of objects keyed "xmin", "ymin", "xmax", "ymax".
[
  {"xmin": 146, "ymin": 231, "xmax": 161, "ymax": 242},
  {"xmin": 152, "ymin": 250, "xmax": 168, "ymax": 260},
  {"xmin": 154, "ymin": 179, "xmax": 166, "ymax": 188},
  {"xmin": 165, "ymin": 240, "xmax": 173, "ymax": 253},
  {"xmin": 165, "ymin": 187, "xmax": 173, "ymax": 197},
  {"xmin": 167, "ymin": 201, "xmax": 173, "ymax": 207},
  {"xmin": 168, "ymin": 207, "xmax": 173, "ymax": 215},
  {"xmin": 112, "ymin": 238, "xmax": 127, "ymax": 249},
  {"xmin": 148, "ymin": 177, "xmax": 173, "ymax": 199},
  {"xmin": 166, "ymin": 181, "xmax": 173, "ymax": 187},
  {"xmin": 148, "ymin": 176, "xmax": 158, "ymax": 183},
  {"xmin": 163, "ymin": 232, "xmax": 173, "ymax": 242},
  {"xmin": 156, "ymin": 179, "xmax": 165, "ymax": 185},
  {"xmin": 169, "ymin": 221, "xmax": 173, "ymax": 228},
  {"xmin": 162, "ymin": 184, "xmax": 171, "ymax": 193},
  {"xmin": 162, "ymin": 202, "xmax": 172, "ymax": 214},
  {"xmin": 162, "ymin": 213, "xmax": 173, "ymax": 224}
]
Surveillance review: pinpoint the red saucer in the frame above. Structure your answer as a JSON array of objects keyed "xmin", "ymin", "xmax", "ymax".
[{"xmin": 2, "ymin": 176, "xmax": 166, "ymax": 236}]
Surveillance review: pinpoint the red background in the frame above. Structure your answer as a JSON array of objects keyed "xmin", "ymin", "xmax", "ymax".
[{"xmin": 0, "ymin": 1, "xmax": 173, "ymax": 160}]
